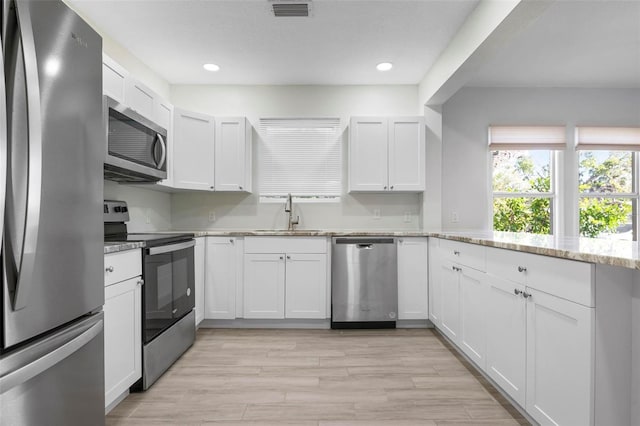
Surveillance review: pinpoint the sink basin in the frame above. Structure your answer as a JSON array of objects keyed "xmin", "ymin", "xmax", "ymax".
[{"xmin": 252, "ymin": 229, "xmax": 325, "ymax": 233}]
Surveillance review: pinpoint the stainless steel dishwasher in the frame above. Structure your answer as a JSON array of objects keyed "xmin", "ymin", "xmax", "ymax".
[{"xmin": 331, "ymin": 237, "xmax": 398, "ymax": 328}]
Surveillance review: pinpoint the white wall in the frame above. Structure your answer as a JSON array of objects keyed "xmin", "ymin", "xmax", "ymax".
[
  {"xmin": 104, "ymin": 182, "xmax": 172, "ymax": 232},
  {"xmin": 632, "ymin": 271, "xmax": 640, "ymax": 424},
  {"xmin": 170, "ymin": 85, "xmax": 424, "ymax": 231},
  {"xmin": 441, "ymin": 87, "xmax": 640, "ymax": 232}
]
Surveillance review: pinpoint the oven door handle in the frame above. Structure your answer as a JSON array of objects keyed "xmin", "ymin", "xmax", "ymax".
[{"xmin": 147, "ymin": 240, "xmax": 195, "ymax": 255}]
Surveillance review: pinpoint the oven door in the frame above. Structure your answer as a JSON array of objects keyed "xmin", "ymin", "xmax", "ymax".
[{"xmin": 143, "ymin": 240, "xmax": 195, "ymax": 344}]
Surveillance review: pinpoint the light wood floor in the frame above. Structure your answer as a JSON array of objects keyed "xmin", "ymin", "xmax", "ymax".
[{"xmin": 107, "ymin": 328, "xmax": 529, "ymax": 426}]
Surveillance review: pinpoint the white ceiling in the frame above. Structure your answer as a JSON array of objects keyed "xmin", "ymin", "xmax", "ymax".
[
  {"xmin": 467, "ymin": 0, "xmax": 640, "ymax": 89},
  {"xmin": 69, "ymin": 0, "xmax": 479, "ymax": 85}
]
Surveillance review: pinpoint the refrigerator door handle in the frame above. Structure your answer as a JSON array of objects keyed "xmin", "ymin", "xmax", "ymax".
[
  {"xmin": 0, "ymin": 318, "xmax": 103, "ymax": 394},
  {"xmin": 7, "ymin": 0, "xmax": 43, "ymax": 311},
  {"xmin": 0, "ymin": 38, "xmax": 6, "ymax": 246}
]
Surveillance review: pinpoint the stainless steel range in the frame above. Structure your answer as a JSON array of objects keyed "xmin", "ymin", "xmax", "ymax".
[{"xmin": 104, "ymin": 200, "xmax": 195, "ymax": 390}]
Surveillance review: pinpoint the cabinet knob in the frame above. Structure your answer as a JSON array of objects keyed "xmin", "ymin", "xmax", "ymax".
[
  {"xmin": 523, "ymin": 292, "xmax": 532, "ymax": 299},
  {"xmin": 279, "ymin": 256, "xmax": 284, "ymax": 260},
  {"xmin": 210, "ymin": 186, "xmax": 214, "ymax": 190},
  {"xmin": 453, "ymin": 250, "xmax": 460, "ymax": 256},
  {"xmin": 514, "ymin": 289, "xmax": 522, "ymax": 296},
  {"xmin": 105, "ymin": 266, "xmax": 114, "ymax": 273},
  {"xmin": 287, "ymin": 255, "xmax": 291, "ymax": 259},
  {"xmin": 399, "ymin": 239, "xmax": 403, "ymax": 243},
  {"xmin": 239, "ymin": 185, "xmax": 243, "ymax": 190},
  {"xmin": 390, "ymin": 186, "xmax": 394, "ymax": 190},
  {"xmin": 137, "ymin": 280, "xmax": 144, "ymax": 287},
  {"xmin": 230, "ymin": 239, "xmax": 234, "ymax": 244},
  {"xmin": 517, "ymin": 266, "xmax": 527, "ymax": 273},
  {"xmin": 451, "ymin": 266, "xmax": 461, "ymax": 272}
]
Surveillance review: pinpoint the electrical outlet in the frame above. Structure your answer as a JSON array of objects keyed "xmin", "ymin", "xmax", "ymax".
[
  {"xmin": 451, "ymin": 211, "xmax": 459, "ymax": 223},
  {"xmin": 373, "ymin": 208, "xmax": 381, "ymax": 220},
  {"xmin": 145, "ymin": 212, "xmax": 151, "ymax": 224},
  {"xmin": 208, "ymin": 210, "xmax": 216, "ymax": 222},
  {"xmin": 403, "ymin": 212, "xmax": 412, "ymax": 223}
]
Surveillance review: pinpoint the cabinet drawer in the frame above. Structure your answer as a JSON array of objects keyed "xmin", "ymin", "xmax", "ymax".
[
  {"xmin": 104, "ymin": 249, "xmax": 142, "ymax": 287},
  {"xmin": 439, "ymin": 239, "xmax": 485, "ymax": 271},
  {"xmin": 244, "ymin": 237, "xmax": 327, "ymax": 254},
  {"xmin": 486, "ymin": 247, "xmax": 594, "ymax": 307}
]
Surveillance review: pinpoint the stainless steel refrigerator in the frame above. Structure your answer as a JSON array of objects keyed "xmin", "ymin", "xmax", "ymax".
[{"xmin": 0, "ymin": 0, "xmax": 105, "ymax": 424}]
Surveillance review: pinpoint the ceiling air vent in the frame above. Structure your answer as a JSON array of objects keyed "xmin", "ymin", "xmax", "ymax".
[{"xmin": 271, "ymin": 1, "xmax": 312, "ymax": 17}]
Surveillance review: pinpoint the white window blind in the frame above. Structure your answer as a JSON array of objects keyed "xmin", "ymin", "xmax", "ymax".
[
  {"xmin": 575, "ymin": 126, "xmax": 640, "ymax": 150},
  {"xmin": 258, "ymin": 118, "xmax": 341, "ymax": 197},
  {"xmin": 488, "ymin": 126, "xmax": 566, "ymax": 150}
]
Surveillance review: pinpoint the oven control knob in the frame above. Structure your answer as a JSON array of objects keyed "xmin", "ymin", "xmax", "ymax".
[{"xmin": 187, "ymin": 288, "xmax": 191, "ymax": 296}]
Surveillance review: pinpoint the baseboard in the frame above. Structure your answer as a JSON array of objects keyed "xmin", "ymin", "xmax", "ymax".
[{"xmin": 200, "ymin": 318, "xmax": 331, "ymax": 329}]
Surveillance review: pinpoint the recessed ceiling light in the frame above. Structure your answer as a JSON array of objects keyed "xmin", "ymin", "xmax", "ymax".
[
  {"xmin": 203, "ymin": 63, "xmax": 220, "ymax": 72},
  {"xmin": 376, "ymin": 62, "xmax": 393, "ymax": 72}
]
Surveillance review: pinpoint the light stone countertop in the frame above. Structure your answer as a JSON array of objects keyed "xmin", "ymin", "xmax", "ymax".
[
  {"xmin": 104, "ymin": 241, "xmax": 145, "ymax": 254},
  {"xmin": 108, "ymin": 229, "xmax": 640, "ymax": 269},
  {"xmin": 430, "ymin": 231, "xmax": 640, "ymax": 270}
]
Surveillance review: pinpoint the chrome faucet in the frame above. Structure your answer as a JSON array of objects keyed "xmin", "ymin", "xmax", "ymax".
[{"xmin": 285, "ymin": 193, "xmax": 300, "ymax": 231}]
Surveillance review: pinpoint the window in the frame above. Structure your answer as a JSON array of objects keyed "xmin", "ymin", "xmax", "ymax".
[
  {"xmin": 258, "ymin": 118, "xmax": 341, "ymax": 201},
  {"xmin": 490, "ymin": 126, "xmax": 565, "ymax": 235},
  {"xmin": 576, "ymin": 127, "xmax": 640, "ymax": 240}
]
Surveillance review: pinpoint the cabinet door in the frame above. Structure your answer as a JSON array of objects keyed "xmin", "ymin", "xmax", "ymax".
[
  {"xmin": 526, "ymin": 288, "xmax": 594, "ymax": 426},
  {"xmin": 215, "ymin": 117, "xmax": 250, "ymax": 192},
  {"xmin": 485, "ymin": 274, "xmax": 526, "ymax": 407},
  {"xmin": 388, "ymin": 117, "xmax": 425, "ymax": 192},
  {"xmin": 173, "ymin": 108, "xmax": 215, "ymax": 191},
  {"xmin": 124, "ymin": 77, "xmax": 155, "ymax": 120},
  {"xmin": 154, "ymin": 98, "xmax": 174, "ymax": 187},
  {"xmin": 285, "ymin": 253, "xmax": 327, "ymax": 319},
  {"xmin": 243, "ymin": 254, "xmax": 285, "ymax": 319},
  {"xmin": 397, "ymin": 238, "xmax": 428, "ymax": 320},
  {"xmin": 349, "ymin": 117, "xmax": 388, "ymax": 191},
  {"xmin": 204, "ymin": 237, "xmax": 238, "ymax": 319},
  {"xmin": 102, "ymin": 55, "xmax": 127, "ymax": 104},
  {"xmin": 428, "ymin": 239, "xmax": 443, "ymax": 326},
  {"xmin": 194, "ymin": 238, "xmax": 206, "ymax": 325},
  {"xmin": 459, "ymin": 267, "xmax": 487, "ymax": 369},
  {"xmin": 104, "ymin": 277, "xmax": 142, "ymax": 408},
  {"xmin": 440, "ymin": 260, "xmax": 460, "ymax": 343}
]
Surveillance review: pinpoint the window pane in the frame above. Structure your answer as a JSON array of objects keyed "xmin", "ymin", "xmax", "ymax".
[
  {"xmin": 579, "ymin": 197, "xmax": 633, "ymax": 240},
  {"xmin": 493, "ymin": 197, "xmax": 551, "ymax": 235},
  {"xmin": 578, "ymin": 151, "xmax": 632, "ymax": 194},
  {"xmin": 492, "ymin": 150, "xmax": 551, "ymax": 193}
]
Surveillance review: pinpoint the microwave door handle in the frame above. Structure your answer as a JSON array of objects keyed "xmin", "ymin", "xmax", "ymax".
[
  {"xmin": 7, "ymin": 2, "xmax": 43, "ymax": 310},
  {"xmin": 147, "ymin": 240, "xmax": 195, "ymax": 256},
  {"xmin": 156, "ymin": 133, "xmax": 167, "ymax": 169}
]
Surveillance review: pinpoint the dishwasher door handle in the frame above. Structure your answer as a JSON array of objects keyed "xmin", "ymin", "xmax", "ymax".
[{"xmin": 357, "ymin": 244, "xmax": 373, "ymax": 249}]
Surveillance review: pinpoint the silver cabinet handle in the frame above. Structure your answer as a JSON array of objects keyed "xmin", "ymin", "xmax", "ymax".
[
  {"xmin": 523, "ymin": 292, "xmax": 532, "ymax": 299},
  {"xmin": 210, "ymin": 186, "xmax": 214, "ymax": 190},
  {"xmin": 172, "ymin": 308, "xmax": 177, "ymax": 314},
  {"xmin": 514, "ymin": 289, "xmax": 523, "ymax": 296},
  {"xmin": 279, "ymin": 256, "xmax": 284, "ymax": 260},
  {"xmin": 451, "ymin": 266, "xmax": 461, "ymax": 272},
  {"xmin": 287, "ymin": 255, "xmax": 291, "ymax": 260},
  {"xmin": 229, "ymin": 239, "xmax": 234, "ymax": 244},
  {"xmin": 239, "ymin": 185, "xmax": 243, "ymax": 190},
  {"xmin": 383, "ymin": 186, "xmax": 387, "ymax": 190},
  {"xmin": 390, "ymin": 186, "xmax": 394, "ymax": 190},
  {"xmin": 105, "ymin": 266, "xmax": 114, "ymax": 273},
  {"xmin": 518, "ymin": 266, "xmax": 527, "ymax": 273},
  {"xmin": 453, "ymin": 250, "xmax": 460, "ymax": 255},
  {"xmin": 137, "ymin": 280, "xmax": 144, "ymax": 287}
]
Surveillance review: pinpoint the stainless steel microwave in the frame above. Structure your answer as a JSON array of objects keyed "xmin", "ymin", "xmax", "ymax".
[{"xmin": 104, "ymin": 96, "xmax": 168, "ymax": 182}]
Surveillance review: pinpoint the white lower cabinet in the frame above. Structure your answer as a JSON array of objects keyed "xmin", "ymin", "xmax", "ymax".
[
  {"xmin": 430, "ymin": 238, "xmax": 598, "ymax": 426},
  {"xmin": 204, "ymin": 237, "xmax": 241, "ymax": 319},
  {"xmin": 525, "ymin": 288, "xmax": 593, "ymax": 426},
  {"xmin": 397, "ymin": 238, "xmax": 428, "ymax": 320},
  {"xmin": 194, "ymin": 237, "xmax": 205, "ymax": 325},
  {"xmin": 485, "ymin": 274, "xmax": 527, "ymax": 407},
  {"xmin": 103, "ymin": 249, "xmax": 142, "ymax": 411},
  {"xmin": 285, "ymin": 254, "xmax": 326, "ymax": 319},
  {"xmin": 243, "ymin": 253, "xmax": 286, "ymax": 319}
]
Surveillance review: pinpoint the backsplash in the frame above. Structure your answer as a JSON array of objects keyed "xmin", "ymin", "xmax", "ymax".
[{"xmin": 104, "ymin": 181, "xmax": 172, "ymax": 232}]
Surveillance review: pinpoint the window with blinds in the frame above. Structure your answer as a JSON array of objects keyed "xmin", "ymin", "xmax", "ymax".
[{"xmin": 258, "ymin": 118, "xmax": 342, "ymax": 200}]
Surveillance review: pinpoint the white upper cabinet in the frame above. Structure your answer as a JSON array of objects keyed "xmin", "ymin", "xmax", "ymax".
[
  {"xmin": 102, "ymin": 54, "xmax": 128, "ymax": 104},
  {"xmin": 349, "ymin": 117, "xmax": 388, "ymax": 191},
  {"xmin": 154, "ymin": 98, "xmax": 174, "ymax": 187},
  {"xmin": 349, "ymin": 116, "xmax": 425, "ymax": 192},
  {"xmin": 172, "ymin": 108, "xmax": 215, "ymax": 191},
  {"xmin": 388, "ymin": 117, "xmax": 425, "ymax": 191},
  {"xmin": 124, "ymin": 78, "xmax": 155, "ymax": 121},
  {"xmin": 397, "ymin": 238, "xmax": 429, "ymax": 320},
  {"xmin": 215, "ymin": 117, "xmax": 252, "ymax": 192}
]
